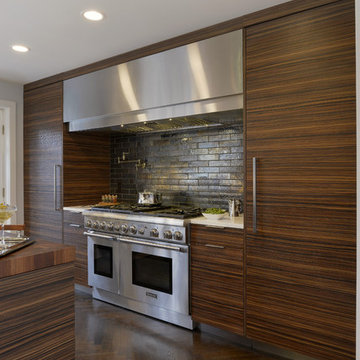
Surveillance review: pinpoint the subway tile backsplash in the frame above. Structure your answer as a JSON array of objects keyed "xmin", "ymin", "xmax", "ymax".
[{"xmin": 110, "ymin": 112, "xmax": 243, "ymax": 209}]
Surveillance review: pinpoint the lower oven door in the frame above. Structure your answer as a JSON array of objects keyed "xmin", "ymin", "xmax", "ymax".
[
  {"xmin": 87, "ymin": 232, "xmax": 119, "ymax": 293},
  {"xmin": 118, "ymin": 237, "xmax": 190, "ymax": 315}
]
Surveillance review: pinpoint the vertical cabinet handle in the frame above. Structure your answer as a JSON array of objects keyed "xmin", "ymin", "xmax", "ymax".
[
  {"xmin": 253, "ymin": 157, "xmax": 257, "ymax": 233},
  {"xmin": 54, "ymin": 164, "xmax": 62, "ymax": 211}
]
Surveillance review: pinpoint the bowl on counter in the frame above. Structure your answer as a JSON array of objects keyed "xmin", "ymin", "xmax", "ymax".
[{"xmin": 201, "ymin": 212, "xmax": 227, "ymax": 220}]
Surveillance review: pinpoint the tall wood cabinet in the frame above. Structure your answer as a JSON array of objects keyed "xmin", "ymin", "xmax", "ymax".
[
  {"xmin": 24, "ymin": 82, "xmax": 64, "ymax": 243},
  {"xmin": 244, "ymin": 1, "xmax": 355, "ymax": 359},
  {"xmin": 24, "ymin": 81, "xmax": 110, "ymax": 244}
]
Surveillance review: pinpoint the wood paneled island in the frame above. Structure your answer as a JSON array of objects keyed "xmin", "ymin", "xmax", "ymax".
[{"xmin": 0, "ymin": 241, "xmax": 75, "ymax": 359}]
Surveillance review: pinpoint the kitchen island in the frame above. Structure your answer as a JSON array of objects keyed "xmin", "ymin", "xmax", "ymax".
[{"xmin": 0, "ymin": 240, "xmax": 75, "ymax": 359}]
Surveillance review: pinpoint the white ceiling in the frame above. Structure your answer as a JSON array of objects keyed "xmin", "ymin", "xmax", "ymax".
[{"xmin": 1, "ymin": 0, "xmax": 289, "ymax": 84}]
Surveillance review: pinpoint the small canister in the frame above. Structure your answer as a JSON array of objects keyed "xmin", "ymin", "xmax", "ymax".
[
  {"xmin": 229, "ymin": 199, "xmax": 242, "ymax": 217},
  {"xmin": 228, "ymin": 199, "xmax": 237, "ymax": 217}
]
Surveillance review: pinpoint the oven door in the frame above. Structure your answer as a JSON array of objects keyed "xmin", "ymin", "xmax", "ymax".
[
  {"xmin": 87, "ymin": 232, "xmax": 119, "ymax": 294},
  {"xmin": 118, "ymin": 237, "xmax": 190, "ymax": 315}
]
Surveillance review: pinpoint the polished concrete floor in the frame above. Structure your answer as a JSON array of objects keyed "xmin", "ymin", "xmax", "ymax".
[{"xmin": 75, "ymin": 291, "xmax": 282, "ymax": 360}]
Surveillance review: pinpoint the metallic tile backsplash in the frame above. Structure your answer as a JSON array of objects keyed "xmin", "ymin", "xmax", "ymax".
[{"xmin": 110, "ymin": 114, "xmax": 243, "ymax": 210}]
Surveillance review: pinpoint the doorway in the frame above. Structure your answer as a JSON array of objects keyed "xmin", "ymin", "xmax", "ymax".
[{"xmin": 0, "ymin": 100, "xmax": 17, "ymax": 222}]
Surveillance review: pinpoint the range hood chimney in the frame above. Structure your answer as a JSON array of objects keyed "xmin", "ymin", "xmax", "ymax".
[{"xmin": 63, "ymin": 30, "xmax": 243, "ymax": 133}]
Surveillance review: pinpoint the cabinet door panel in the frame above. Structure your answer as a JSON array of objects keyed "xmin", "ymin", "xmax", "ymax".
[
  {"xmin": 190, "ymin": 225, "xmax": 244, "ymax": 335},
  {"xmin": 63, "ymin": 211, "xmax": 88, "ymax": 286},
  {"xmin": 24, "ymin": 82, "xmax": 63, "ymax": 243},
  {"xmin": 245, "ymin": 1, "xmax": 355, "ymax": 359}
]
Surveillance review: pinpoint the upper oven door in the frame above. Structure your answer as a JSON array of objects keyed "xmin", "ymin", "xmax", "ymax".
[
  {"xmin": 118, "ymin": 237, "xmax": 190, "ymax": 315},
  {"xmin": 87, "ymin": 232, "xmax": 120, "ymax": 294}
]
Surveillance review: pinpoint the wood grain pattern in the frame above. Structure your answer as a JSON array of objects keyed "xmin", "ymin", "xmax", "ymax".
[
  {"xmin": 0, "ymin": 240, "xmax": 75, "ymax": 279},
  {"xmin": 244, "ymin": 1, "xmax": 355, "ymax": 359},
  {"xmin": 0, "ymin": 262, "xmax": 75, "ymax": 359},
  {"xmin": 63, "ymin": 125, "xmax": 110, "ymax": 206},
  {"xmin": 24, "ymin": 82, "xmax": 63, "ymax": 243},
  {"xmin": 4, "ymin": 225, "xmax": 25, "ymax": 231},
  {"xmin": 63, "ymin": 210, "xmax": 89, "ymax": 286},
  {"xmin": 191, "ymin": 225, "xmax": 244, "ymax": 335},
  {"xmin": 24, "ymin": 82, "xmax": 110, "ymax": 243},
  {"xmin": 23, "ymin": 0, "xmax": 339, "ymax": 92}
]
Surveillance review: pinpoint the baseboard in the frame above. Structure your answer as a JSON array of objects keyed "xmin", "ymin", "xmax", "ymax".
[
  {"xmin": 75, "ymin": 283, "xmax": 92, "ymax": 295},
  {"xmin": 196, "ymin": 322, "xmax": 317, "ymax": 360}
]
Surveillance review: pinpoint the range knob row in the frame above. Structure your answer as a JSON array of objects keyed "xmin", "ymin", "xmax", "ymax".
[{"xmin": 85, "ymin": 220, "xmax": 183, "ymax": 241}]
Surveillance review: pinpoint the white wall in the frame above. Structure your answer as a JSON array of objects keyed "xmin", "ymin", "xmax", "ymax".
[{"xmin": 0, "ymin": 79, "xmax": 23, "ymax": 224}]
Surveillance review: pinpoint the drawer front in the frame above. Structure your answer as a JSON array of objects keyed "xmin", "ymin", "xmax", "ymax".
[
  {"xmin": 63, "ymin": 211, "xmax": 83, "ymax": 227},
  {"xmin": 191, "ymin": 224, "xmax": 243, "ymax": 248},
  {"xmin": 191, "ymin": 225, "xmax": 243, "ymax": 275},
  {"xmin": 63, "ymin": 211, "xmax": 88, "ymax": 286}
]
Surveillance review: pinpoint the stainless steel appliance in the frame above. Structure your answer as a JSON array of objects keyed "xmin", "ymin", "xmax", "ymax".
[
  {"xmin": 138, "ymin": 191, "xmax": 162, "ymax": 205},
  {"xmin": 63, "ymin": 30, "xmax": 243, "ymax": 133},
  {"xmin": 84, "ymin": 204, "xmax": 201, "ymax": 329}
]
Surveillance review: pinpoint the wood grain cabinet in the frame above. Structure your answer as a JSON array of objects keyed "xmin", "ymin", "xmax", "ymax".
[
  {"xmin": 24, "ymin": 81, "xmax": 110, "ymax": 244},
  {"xmin": 63, "ymin": 210, "xmax": 88, "ymax": 286},
  {"xmin": 244, "ymin": 1, "xmax": 356, "ymax": 359},
  {"xmin": 190, "ymin": 224, "xmax": 244, "ymax": 335},
  {"xmin": 24, "ymin": 82, "xmax": 64, "ymax": 243}
]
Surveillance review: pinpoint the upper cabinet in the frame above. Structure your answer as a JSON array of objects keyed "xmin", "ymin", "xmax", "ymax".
[
  {"xmin": 24, "ymin": 81, "xmax": 111, "ymax": 243},
  {"xmin": 244, "ymin": 0, "xmax": 355, "ymax": 359}
]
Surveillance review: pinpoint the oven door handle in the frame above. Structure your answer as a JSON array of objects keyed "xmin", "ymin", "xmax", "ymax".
[
  {"xmin": 84, "ymin": 231, "xmax": 116, "ymax": 240},
  {"xmin": 117, "ymin": 236, "xmax": 184, "ymax": 252}
]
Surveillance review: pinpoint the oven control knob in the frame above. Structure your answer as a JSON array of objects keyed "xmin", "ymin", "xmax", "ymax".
[
  {"xmin": 93, "ymin": 221, "xmax": 100, "ymax": 229},
  {"xmin": 174, "ymin": 231, "xmax": 183, "ymax": 241},
  {"xmin": 107, "ymin": 222, "xmax": 114, "ymax": 231},
  {"xmin": 163, "ymin": 230, "xmax": 173, "ymax": 240},
  {"xmin": 121, "ymin": 224, "xmax": 129, "ymax": 233},
  {"xmin": 114, "ymin": 224, "xmax": 120, "ymax": 232},
  {"xmin": 138, "ymin": 228, "xmax": 145, "ymax": 235},
  {"xmin": 100, "ymin": 221, "xmax": 106, "ymax": 230},
  {"xmin": 130, "ymin": 225, "xmax": 137, "ymax": 235},
  {"xmin": 150, "ymin": 228, "xmax": 159, "ymax": 238},
  {"xmin": 85, "ymin": 219, "xmax": 92, "ymax": 228}
]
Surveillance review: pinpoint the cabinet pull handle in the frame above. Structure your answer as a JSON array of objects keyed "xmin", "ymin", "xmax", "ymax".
[
  {"xmin": 253, "ymin": 157, "xmax": 257, "ymax": 233},
  {"xmin": 54, "ymin": 164, "xmax": 62, "ymax": 211},
  {"xmin": 84, "ymin": 231, "xmax": 115, "ymax": 240},
  {"xmin": 204, "ymin": 244, "xmax": 225, "ymax": 249},
  {"xmin": 69, "ymin": 223, "xmax": 81, "ymax": 228}
]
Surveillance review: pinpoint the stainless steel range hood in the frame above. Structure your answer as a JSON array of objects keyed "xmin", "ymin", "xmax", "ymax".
[{"xmin": 63, "ymin": 30, "xmax": 243, "ymax": 133}]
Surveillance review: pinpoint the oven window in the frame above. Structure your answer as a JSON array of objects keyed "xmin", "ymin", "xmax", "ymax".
[
  {"xmin": 94, "ymin": 244, "xmax": 113, "ymax": 278},
  {"xmin": 132, "ymin": 252, "xmax": 172, "ymax": 294}
]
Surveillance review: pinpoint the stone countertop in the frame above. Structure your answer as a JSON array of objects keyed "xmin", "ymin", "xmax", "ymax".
[
  {"xmin": 64, "ymin": 205, "xmax": 244, "ymax": 229},
  {"xmin": 0, "ymin": 240, "xmax": 75, "ymax": 279},
  {"xmin": 63, "ymin": 205, "xmax": 93, "ymax": 213},
  {"xmin": 189, "ymin": 213, "xmax": 244, "ymax": 229}
]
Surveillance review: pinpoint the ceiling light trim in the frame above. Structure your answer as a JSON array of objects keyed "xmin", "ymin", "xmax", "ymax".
[
  {"xmin": 82, "ymin": 10, "xmax": 104, "ymax": 22},
  {"xmin": 11, "ymin": 44, "xmax": 30, "ymax": 53}
]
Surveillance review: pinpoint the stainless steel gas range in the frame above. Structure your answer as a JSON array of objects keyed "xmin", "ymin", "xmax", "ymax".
[{"xmin": 83, "ymin": 204, "xmax": 201, "ymax": 329}]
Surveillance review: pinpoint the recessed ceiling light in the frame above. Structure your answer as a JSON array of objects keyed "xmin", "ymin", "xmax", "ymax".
[
  {"xmin": 11, "ymin": 44, "xmax": 30, "ymax": 53},
  {"xmin": 82, "ymin": 10, "xmax": 104, "ymax": 21}
]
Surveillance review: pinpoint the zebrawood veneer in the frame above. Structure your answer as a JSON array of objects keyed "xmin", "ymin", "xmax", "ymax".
[
  {"xmin": 63, "ymin": 210, "xmax": 89, "ymax": 286},
  {"xmin": 24, "ymin": 82, "xmax": 63, "ymax": 243},
  {"xmin": 191, "ymin": 225, "xmax": 244, "ymax": 335},
  {"xmin": 245, "ymin": 1, "xmax": 356, "ymax": 359},
  {"xmin": 0, "ymin": 241, "xmax": 75, "ymax": 359}
]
